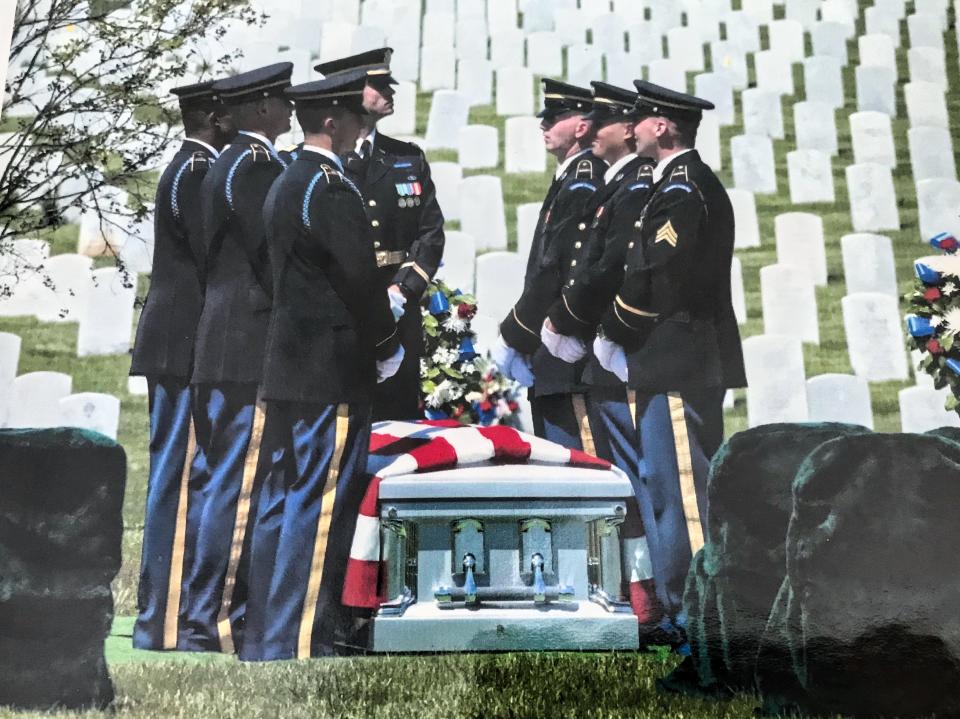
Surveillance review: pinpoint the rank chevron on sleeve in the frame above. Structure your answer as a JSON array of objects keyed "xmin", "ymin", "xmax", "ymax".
[{"xmin": 656, "ymin": 220, "xmax": 679, "ymax": 247}]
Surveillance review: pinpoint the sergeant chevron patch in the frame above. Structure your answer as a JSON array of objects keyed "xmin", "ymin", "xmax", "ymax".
[{"xmin": 655, "ymin": 220, "xmax": 679, "ymax": 247}]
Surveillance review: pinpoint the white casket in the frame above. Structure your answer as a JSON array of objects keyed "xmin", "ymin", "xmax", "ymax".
[{"xmin": 369, "ymin": 461, "xmax": 641, "ymax": 652}]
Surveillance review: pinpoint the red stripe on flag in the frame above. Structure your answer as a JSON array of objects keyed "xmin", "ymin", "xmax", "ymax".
[
  {"xmin": 568, "ymin": 448, "xmax": 611, "ymax": 469},
  {"xmin": 358, "ymin": 475, "xmax": 381, "ymax": 517},
  {"xmin": 370, "ymin": 433, "xmax": 406, "ymax": 453},
  {"xmin": 408, "ymin": 436, "xmax": 458, "ymax": 472},
  {"xmin": 420, "ymin": 419, "xmax": 463, "ymax": 428},
  {"xmin": 342, "ymin": 559, "xmax": 382, "ymax": 608},
  {"xmin": 476, "ymin": 425, "xmax": 532, "ymax": 463}
]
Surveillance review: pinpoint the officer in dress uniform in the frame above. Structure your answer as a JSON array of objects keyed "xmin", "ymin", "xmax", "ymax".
[
  {"xmin": 183, "ymin": 62, "xmax": 294, "ymax": 653},
  {"xmin": 491, "ymin": 78, "xmax": 605, "ymax": 449},
  {"xmin": 239, "ymin": 70, "xmax": 403, "ymax": 661},
  {"xmin": 314, "ymin": 48, "xmax": 445, "ymax": 422},
  {"xmin": 594, "ymin": 81, "xmax": 747, "ymax": 628},
  {"xmin": 131, "ymin": 80, "xmax": 235, "ymax": 651}
]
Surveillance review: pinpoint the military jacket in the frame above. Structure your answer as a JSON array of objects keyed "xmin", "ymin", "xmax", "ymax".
[
  {"xmin": 131, "ymin": 140, "xmax": 215, "ymax": 378},
  {"xmin": 260, "ymin": 149, "xmax": 400, "ymax": 404},
  {"xmin": 600, "ymin": 150, "xmax": 747, "ymax": 392},
  {"xmin": 498, "ymin": 150, "xmax": 607, "ymax": 397},
  {"xmin": 191, "ymin": 133, "xmax": 286, "ymax": 385}
]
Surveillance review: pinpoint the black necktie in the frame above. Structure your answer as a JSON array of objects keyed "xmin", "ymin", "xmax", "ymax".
[{"xmin": 346, "ymin": 139, "xmax": 372, "ymax": 175}]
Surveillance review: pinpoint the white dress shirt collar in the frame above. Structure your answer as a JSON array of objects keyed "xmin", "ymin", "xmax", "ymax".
[
  {"xmin": 652, "ymin": 148, "xmax": 695, "ymax": 183},
  {"xmin": 355, "ymin": 128, "xmax": 377, "ymax": 157},
  {"xmin": 603, "ymin": 152, "xmax": 638, "ymax": 184},
  {"xmin": 301, "ymin": 145, "xmax": 344, "ymax": 171},
  {"xmin": 183, "ymin": 137, "xmax": 220, "ymax": 158},
  {"xmin": 554, "ymin": 147, "xmax": 594, "ymax": 180}
]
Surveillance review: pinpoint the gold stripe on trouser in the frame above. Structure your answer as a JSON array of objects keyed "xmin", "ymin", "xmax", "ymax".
[
  {"xmin": 667, "ymin": 393, "xmax": 705, "ymax": 557},
  {"xmin": 570, "ymin": 393, "xmax": 597, "ymax": 457},
  {"xmin": 297, "ymin": 403, "xmax": 351, "ymax": 660},
  {"xmin": 627, "ymin": 390, "xmax": 637, "ymax": 430},
  {"xmin": 216, "ymin": 399, "xmax": 267, "ymax": 654},
  {"xmin": 162, "ymin": 415, "xmax": 196, "ymax": 650}
]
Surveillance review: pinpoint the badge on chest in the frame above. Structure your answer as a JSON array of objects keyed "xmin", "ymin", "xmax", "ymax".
[{"xmin": 395, "ymin": 181, "xmax": 423, "ymax": 208}]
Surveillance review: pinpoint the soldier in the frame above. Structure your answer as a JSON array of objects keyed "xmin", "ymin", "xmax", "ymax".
[
  {"xmin": 240, "ymin": 70, "xmax": 403, "ymax": 661},
  {"xmin": 595, "ymin": 80, "xmax": 747, "ymax": 630},
  {"xmin": 183, "ymin": 62, "xmax": 294, "ymax": 652},
  {"xmin": 131, "ymin": 80, "xmax": 235, "ymax": 651},
  {"xmin": 492, "ymin": 78, "xmax": 605, "ymax": 448},
  {"xmin": 314, "ymin": 48, "xmax": 445, "ymax": 422}
]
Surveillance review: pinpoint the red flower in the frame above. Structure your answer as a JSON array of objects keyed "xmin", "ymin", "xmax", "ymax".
[
  {"xmin": 507, "ymin": 401, "xmax": 518, "ymax": 412},
  {"xmin": 480, "ymin": 400, "xmax": 493, "ymax": 411},
  {"xmin": 457, "ymin": 302, "xmax": 477, "ymax": 319},
  {"xmin": 924, "ymin": 287, "xmax": 942, "ymax": 302},
  {"xmin": 453, "ymin": 405, "xmax": 465, "ymax": 417},
  {"xmin": 942, "ymin": 237, "xmax": 959, "ymax": 251},
  {"xmin": 927, "ymin": 339, "xmax": 944, "ymax": 355}
]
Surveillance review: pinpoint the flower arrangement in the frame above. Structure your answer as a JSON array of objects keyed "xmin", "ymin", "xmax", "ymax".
[
  {"xmin": 906, "ymin": 232, "xmax": 960, "ymax": 411},
  {"xmin": 419, "ymin": 280, "xmax": 523, "ymax": 426}
]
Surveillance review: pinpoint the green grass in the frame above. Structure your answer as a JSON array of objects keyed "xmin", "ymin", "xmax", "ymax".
[{"xmin": 0, "ymin": 0, "xmax": 955, "ymax": 714}]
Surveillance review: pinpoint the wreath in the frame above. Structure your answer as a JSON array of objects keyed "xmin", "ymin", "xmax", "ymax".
[
  {"xmin": 906, "ymin": 232, "xmax": 960, "ymax": 412},
  {"xmin": 419, "ymin": 280, "xmax": 523, "ymax": 426}
]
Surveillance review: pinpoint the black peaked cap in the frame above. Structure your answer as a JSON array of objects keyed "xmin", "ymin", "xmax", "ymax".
[
  {"xmin": 212, "ymin": 62, "xmax": 294, "ymax": 104},
  {"xmin": 538, "ymin": 78, "xmax": 594, "ymax": 120},
  {"xmin": 633, "ymin": 80, "xmax": 714, "ymax": 122},
  {"xmin": 314, "ymin": 47, "xmax": 397, "ymax": 85},
  {"xmin": 285, "ymin": 68, "xmax": 370, "ymax": 113},
  {"xmin": 585, "ymin": 81, "xmax": 640, "ymax": 124}
]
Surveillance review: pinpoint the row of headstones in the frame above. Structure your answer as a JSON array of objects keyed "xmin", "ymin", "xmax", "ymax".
[
  {"xmin": 0, "ymin": 334, "xmax": 121, "ymax": 438},
  {"xmin": 743, "ymin": 333, "xmax": 960, "ymax": 433}
]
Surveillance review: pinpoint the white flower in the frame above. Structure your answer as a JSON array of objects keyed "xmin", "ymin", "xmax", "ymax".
[
  {"xmin": 931, "ymin": 314, "xmax": 945, "ymax": 329},
  {"xmin": 466, "ymin": 391, "xmax": 483, "ymax": 403},
  {"xmin": 942, "ymin": 307, "xmax": 960, "ymax": 336},
  {"xmin": 944, "ymin": 281, "xmax": 958, "ymax": 296},
  {"xmin": 425, "ymin": 379, "xmax": 456, "ymax": 408},
  {"xmin": 432, "ymin": 346, "xmax": 459, "ymax": 365},
  {"xmin": 443, "ymin": 315, "xmax": 468, "ymax": 332}
]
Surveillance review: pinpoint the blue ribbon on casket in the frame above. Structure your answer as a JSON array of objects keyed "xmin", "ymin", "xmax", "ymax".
[
  {"xmin": 907, "ymin": 315, "xmax": 936, "ymax": 338},
  {"xmin": 915, "ymin": 261, "xmax": 942, "ymax": 285}
]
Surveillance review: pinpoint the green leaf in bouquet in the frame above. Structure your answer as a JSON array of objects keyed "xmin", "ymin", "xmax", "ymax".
[
  {"xmin": 442, "ymin": 366, "xmax": 464, "ymax": 379},
  {"xmin": 943, "ymin": 334, "xmax": 955, "ymax": 351},
  {"xmin": 946, "ymin": 393, "xmax": 959, "ymax": 412},
  {"xmin": 426, "ymin": 367, "xmax": 441, "ymax": 379},
  {"xmin": 422, "ymin": 380, "xmax": 437, "ymax": 394}
]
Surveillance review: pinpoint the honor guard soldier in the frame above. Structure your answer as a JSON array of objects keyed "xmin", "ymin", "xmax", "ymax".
[
  {"xmin": 239, "ymin": 70, "xmax": 403, "ymax": 661},
  {"xmin": 131, "ymin": 80, "xmax": 235, "ymax": 651},
  {"xmin": 314, "ymin": 49, "xmax": 445, "ymax": 422},
  {"xmin": 595, "ymin": 81, "xmax": 747, "ymax": 630},
  {"xmin": 184, "ymin": 62, "xmax": 294, "ymax": 653},
  {"xmin": 491, "ymin": 78, "xmax": 605, "ymax": 449}
]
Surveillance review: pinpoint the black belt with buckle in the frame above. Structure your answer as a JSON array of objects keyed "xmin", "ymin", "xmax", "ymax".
[{"xmin": 375, "ymin": 250, "xmax": 406, "ymax": 268}]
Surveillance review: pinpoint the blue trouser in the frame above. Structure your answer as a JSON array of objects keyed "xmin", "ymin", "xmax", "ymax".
[
  {"xmin": 530, "ymin": 391, "xmax": 605, "ymax": 454},
  {"xmin": 134, "ymin": 376, "xmax": 209, "ymax": 650},
  {"xmin": 633, "ymin": 388, "xmax": 725, "ymax": 619},
  {"xmin": 181, "ymin": 382, "xmax": 266, "ymax": 653},
  {"xmin": 240, "ymin": 401, "xmax": 372, "ymax": 662}
]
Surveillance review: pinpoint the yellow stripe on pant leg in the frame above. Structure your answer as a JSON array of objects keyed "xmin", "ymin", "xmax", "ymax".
[
  {"xmin": 627, "ymin": 390, "xmax": 637, "ymax": 430},
  {"xmin": 297, "ymin": 403, "xmax": 351, "ymax": 660},
  {"xmin": 667, "ymin": 393, "xmax": 705, "ymax": 557},
  {"xmin": 162, "ymin": 415, "xmax": 196, "ymax": 650},
  {"xmin": 216, "ymin": 399, "xmax": 267, "ymax": 654},
  {"xmin": 571, "ymin": 393, "xmax": 597, "ymax": 456}
]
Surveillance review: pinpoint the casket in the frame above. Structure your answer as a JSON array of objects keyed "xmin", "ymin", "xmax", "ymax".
[{"xmin": 369, "ymin": 460, "xmax": 641, "ymax": 652}]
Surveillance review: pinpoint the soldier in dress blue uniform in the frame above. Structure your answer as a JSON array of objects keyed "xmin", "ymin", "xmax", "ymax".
[
  {"xmin": 491, "ymin": 79, "xmax": 605, "ymax": 450},
  {"xmin": 314, "ymin": 49, "xmax": 445, "ymax": 422},
  {"xmin": 182, "ymin": 62, "xmax": 294, "ymax": 652},
  {"xmin": 594, "ymin": 81, "xmax": 747, "ymax": 629},
  {"xmin": 239, "ymin": 70, "xmax": 403, "ymax": 661},
  {"xmin": 131, "ymin": 80, "xmax": 235, "ymax": 651}
]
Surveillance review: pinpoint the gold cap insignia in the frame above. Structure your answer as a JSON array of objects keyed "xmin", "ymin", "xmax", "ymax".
[{"xmin": 655, "ymin": 220, "xmax": 678, "ymax": 247}]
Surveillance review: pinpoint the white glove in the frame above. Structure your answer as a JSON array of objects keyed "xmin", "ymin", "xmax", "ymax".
[
  {"xmin": 376, "ymin": 345, "xmax": 405, "ymax": 383},
  {"xmin": 593, "ymin": 335, "xmax": 628, "ymax": 382},
  {"xmin": 490, "ymin": 335, "xmax": 517, "ymax": 377},
  {"xmin": 540, "ymin": 321, "xmax": 587, "ymax": 363},
  {"xmin": 508, "ymin": 353, "xmax": 535, "ymax": 388},
  {"xmin": 388, "ymin": 287, "xmax": 407, "ymax": 321}
]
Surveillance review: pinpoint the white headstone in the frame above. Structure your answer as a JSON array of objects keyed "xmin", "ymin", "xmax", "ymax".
[
  {"xmin": 592, "ymin": 13, "xmax": 628, "ymax": 55},
  {"xmin": 855, "ymin": 65, "xmax": 896, "ymax": 115},
  {"xmin": 761, "ymin": 264, "xmax": 820, "ymax": 344},
  {"xmin": 731, "ymin": 134, "xmax": 777, "ymax": 194},
  {"xmin": 420, "ymin": 45, "xmax": 457, "ymax": 91},
  {"xmin": 488, "ymin": 0, "xmax": 519, "ymax": 32},
  {"xmin": 127, "ymin": 375, "xmax": 148, "ymax": 396},
  {"xmin": 849, "ymin": 111, "xmax": 897, "ymax": 167},
  {"xmin": 768, "ymin": 18, "xmax": 805, "ymax": 62},
  {"xmin": 667, "ymin": 27, "xmax": 704, "ymax": 72},
  {"xmin": 741, "ymin": 89, "xmax": 784, "ymax": 139},
  {"xmin": 910, "ymin": 349, "xmax": 934, "ymax": 389},
  {"xmin": 845, "ymin": 163, "xmax": 901, "ymax": 232},
  {"xmin": 566, "ymin": 44, "xmax": 603, "ymax": 87},
  {"xmin": 628, "ymin": 22, "xmax": 667, "ymax": 65},
  {"xmin": 59, "ymin": 392, "xmax": 121, "ymax": 440},
  {"xmin": 604, "ymin": 50, "xmax": 642, "ymax": 87},
  {"xmin": 905, "ymin": 81, "xmax": 949, "ymax": 129},
  {"xmin": 731, "ymin": 256, "xmax": 747, "ymax": 324},
  {"xmin": 754, "ymin": 49, "xmax": 795, "ymax": 96},
  {"xmin": 728, "ymin": 188, "xmax": 761, "ymax": 248},
  {"xmin": 907, "ymin": 13, "xmax": 944, "ymax": 52},
  {"xmin": 458, "ymin": 125, "xmax": 499, "ymax": 170},
  {"xmin": 522, "ymin": 0, "xmax": 555, "ymax": 32},
  {"xmin": 431, "ymin": 162, "xmax": 463, "ymax": 221},
  {"xmin": 0, "ymin": 332, "xmax": 21, "ymax": 427},
  {"xmin": 78, "ymin": 212, "xmax": 121, "ymax": 257},
  {"xmin": 786, "ymin": 0, "xmax": 819, "ymax": 30},
  {"xmin": 436, "ymin": 230, "xmax": 477, "ymax": 294},
  {"xmin": 491, "ymin": 28, "xmax": 525, "ymax": 68},
  {"xmin": 899, "ymin": 386, "xmax": 960, "ymax": 432},
  {"xmin": 475, "ymin": 251, "xmax": 525, "ymax": 323},
  {"xmin": 811, "ymin": 22, "xmax": 850, "ymax": 65},
  {"xmin": 7, "ymin": 371, "xmax": 72, "ymax": 429},
  {"xmin": 471, "ymin": 313, "xmax": 500, "ymax": 358},
  {"xmin": 496, "ymin": 66, "xmax": 534, "ymax": 116},
  {"xmin": 842, "ymin": 292, "xmax": 910, "ymax": 381},
  {"xmin": 422, "ymin": 12, "xmax": 455, "ymax": 48},
  {"xmin": 841, "ymin": 233, "xmax": 898, "ymax": 296},
  {"xmin": 693, "ymin": 73, "xmax": 734, "ymax": 125},
  {"xmin": 803, "ymin": 55, "xmax": 845, "ymax": 108},
  {"xmin": 424, "ymin": 91, "xmax": 471, "ymax": 150},
  {"xmin": 908, "ymin": 125, "xmax": 957, "ymax": 182},
  {"xmin": 516, "ymin": 202, "xmax": 541, "ymax": 263},
  {"xmin": 743, "ymin": 335, "xmax": 810, "ymax": 426},
  {"xmin": 775, "ymin": 212, "xmax": 828, "ymax": 286},
  {"xmin": 874, "ymin": 0, "xmax": 907, "ymax": 19},
  {"xmin": 377, "ymin": 81, "xmax": 417, "ymax": 136},
  {"xmin": 917, "ymin": 179, "xmax": 960, "ymax": 242},
  {"xmin": 794, "ymin": 101, "xmax": 838, "ymax": 155},
  {"xmin": 527, "ymin": 32, "xmax": 563, "ymax": 75},
  {"xmin": 647, "ymin": 59, "xmax": 687, "ymax": 92},
  {"xmin": 787, "ymin": 149, "xmax": 836, "ymax": 204},
  {"xmin": 457, "ymin": 59, "xmax": 494, "ymax": 106},
  {"xmin": 504, "ymin": 116, "xmax": 546, "ymax": 174},
  {"xmin": 710, "ymin": 42, "xmax": 748, "ymax": 89},
  {"xmin": 724, "ymin": 11, "xmax": 761, "ymax": 53},
  {"xmin": 553, "ymin": 9, "xmax": 587, "ymax": 46},
  {"xmin": 806, "ymin": 374, "xmax": 875, "ymax": 428},
  {"xmin": 77, "ymin": 267, "xmax": 137, "ymax": 357},
  {"xmin": 741, "ymin": 0, "xmax": 774, "ymax": 25},
  {"xmin": 36, "ymin": 254, "xmax": 94, "ymax": 323},
  {"xmin": 459, "ymin": 176, "xmax": 508, "ymax": 251},
  {"xmin": 858, "ymin": 34, "xmax": 898, "ymax": 75},
  {"xmin": 864, "ymin": 5, "xmax": 902, "ymax": 48},
  {"xmin": 908, "ymin": 46, "xmax": 947, "ymax": 88},
  {"xmin": 916, "ymin": 0, "xmax": 948, "ymax": 28},
  {"xmin": 697, "ymin": 110, "xmax": 722, "ymax": 170}
]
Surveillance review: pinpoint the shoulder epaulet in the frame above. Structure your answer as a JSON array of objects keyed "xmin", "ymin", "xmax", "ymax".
[
  {"xmin": 668, "ymin": 164, "xmax": 689, "ymax": 182},
  {"xmin": 575, "ymin": 158, "xmax": 595, "ymax": 179},
  {"xmin": 626, "ymin": 163, "xmax": 655, "ymax": 192},
  {"xmin": 250, "ymin": 143, "xmax": 272, "ymax": 163},
  {"xmin": 188, "ymin": 151, "xmax": 209, "ymax": 172},
  {"xmin": 319, "ymin": 162, "xmax": 364, "ymax": 199},
  {"xmin": 637, "ymin": 164, "xmax": 654, "ymax": 180}
]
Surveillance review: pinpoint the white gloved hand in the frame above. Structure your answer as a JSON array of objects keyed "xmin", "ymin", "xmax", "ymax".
[
  {"xmin": 490, "ymin": 336, "xmax": 517, "ymax": 378},
  {"xmin": 508, "ymin": 353, "xmax": 535, "ymax": 388},
  {"xmin": 376, "ymin": 345, "xmax": 405, "ymax": 383},
  {"xmin": 593, "ymin": 335, "xmax": 628, "ymax": 382},
  {"xmin": 540, "ymin": 321, "xmax": 587, "ymax": 363},
  {"xmin": 387, "ymin": 287, "xmax": 407, "ymax": 321}
]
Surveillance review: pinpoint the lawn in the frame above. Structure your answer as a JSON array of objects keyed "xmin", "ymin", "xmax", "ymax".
[{"xmin": 1, "ymin": 0, "xmax": 956, "ymax": 715}]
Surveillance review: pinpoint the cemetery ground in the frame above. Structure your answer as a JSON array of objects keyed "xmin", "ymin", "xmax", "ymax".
[{"xmin": 2, "ymin": 1, "xmax": 958, "ymax": 713}]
